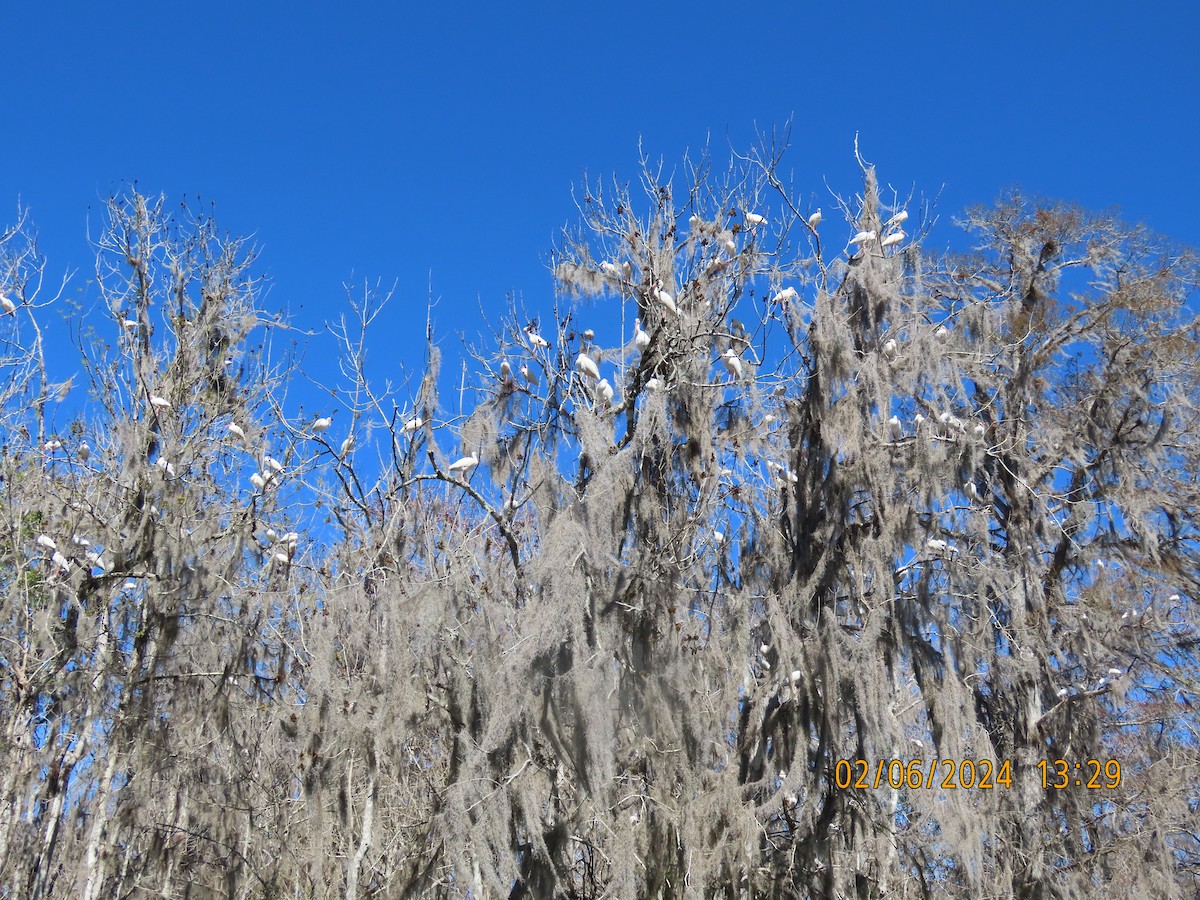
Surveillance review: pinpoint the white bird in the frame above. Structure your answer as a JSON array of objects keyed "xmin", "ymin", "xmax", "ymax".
[
  {"xmin": 885, "ymin": 210, "xmax": 909, "ymax": 229},
  {"xmin": 882, "ymin": 338, "xmax": 898, "ymax": 357},
  {"xmin": 888, "ymin": 415, "xmax": 902, "ymax": 440},
  {"xmin": 37, "ymin": 534, "xmax": 57, "ymax": 551},
  {"xmin": 499, "ymin": 359, "xmax": 512, "ymax": 378},
  {"xmin": 0, "ymin": 294, "xmax": 15, "ymax": 315},
  {"xmin": 633, "ymin": 319, "xmax": 650, "ymax": 351},
  {"xmin": 744, "ymin": 212, "xmax": 766, "ymax": 227},
  {"xmin": 721, "ymin": 349, "xmax": 743, "ymax": 380},
  {"xmin": 965, "ymin": 481, "xmax": 980, "ymax": 500},
  {"xmin": 914, "ymin": 413, "xmax": 926, "ymax": 429},
  {"xmin": 973, "ymin": 423, "xmax": 986, "ymax": 439},
  {"xmin": 265, "ymin": 528, "xmax": 278, "ymax": 543},
  {"xmin": 1056, "ymin": 687, "xmax": 1068, "ymax": 699},
  {"xmin": 807, "ymin": 209, "xmax": 822, "ymax": 230},
  {"xmin": 1107, "ymin": 667, "xmax": 1121, "ymax": 676},
  {"xmin": 714, "ymin": 530, "xmax": 725, "ymax": 544},
  {"xmin": 44, "ymin": 440, "xmax": 62, "ymax": 452},
  {"xmin": 576, "ymin": 352, "xmax": 600, "ymax": 381},
  {"xmin": 273, "ymin": 551, "xmax": 291, "ymax": 565},
  {"xmin": 155, "ymin": 457, "xmax": 177, "ymax": 478},
  {"xmin": 724, "ymin": 238, "xmax": 737, "ymax": 255},
  {"xmin": 312, "ymin": 415, "xmax": 333, "ymax": 434},
  {"xmin": 525, "ymin": 326, "xmax": 550, "ymax": 350},
  {"xmin": 339, "ymin": 435, "xmax": 355, "ymax": 456},
  {"xmin": 263, "ymin": 455, "xmax": 284, "ymax": 473},
  {"xmin": 645, "ymin": 377, "xmax": 662, "ymax": 391},
  {"xmin": 925, "ymin": 538, "xmax": 948, "ymax": 555},
  {"xmin": 228, "ymin": 422, "xmax": 246, "ymax": 441},
  {"xmin": 448, "ymin": 452, "xmax": 479, "ymax": 478},
  {"xmin": 402, "ymin": 417, "xmax": 424, "ymax": 434},
  {"xmin": 78, "ymin": 441, "xmax": 90, "ymax": 462},
  {"xmin": 880, "ymin": 230, "xmax": 906, "ymax": 248},
  {"xmin": 520, "ymin": 363, "xmax": 538, "ymax": 386},
  {"xmin": 149, "ymin": 395, "xmax": 171, "ymax": 410},
  {"xmin": 935, "ymin": 325, "xmax": 949, "ymax": 338},
  {"xmin": 122, "ymin": 318, "xmax": 139, "ymax": 330},
  {"xmin": 600, "ymin": 261, "xmax": 623, "ymax": 279},
  {"xmin": 772, "ymin": 287, "xmax": 799, "ymax": 304},
  {"xmin": 849, "ymin": 230, "xmax": 876, "ymax": 246},
  {"xmin": 763, "ymin": 414, "xmax": 776, "ymax": 425},
  {"xmin": 51, "ymin": 551, "xmax": 70, "ymax": 572},
  {"xmin": 596, "ymin": 378, "xmax": 614, "ymax": 405},
  {"xmin": 654, "ymin": 287, "xmax": 677, "ymax": 316},
  {"xmin": 249, "ymin": 472, "xmax": 267, "ymax": 491}
]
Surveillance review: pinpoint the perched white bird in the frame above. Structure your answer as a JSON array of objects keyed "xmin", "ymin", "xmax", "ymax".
[
  {"xmin": 312, "ymin": 415, "xmax": 333, "ymax": 434},
  {"xmin": 645, "ymin": 377, "xmax": 662, "ymax": 391},
  {"xmin": 1056, "ymin": 687, "xmax": 1068, "ymax": 699},
  {"xmin": 339, "ymin": 435, "xmax": 355, "ymax": 456},
  {"xmin": 51, "ymin": 551, "xmax": 70, "ymax": 572},
  {"xmin": 273, "ymin": 551, "xmax": 291, "ymax": 565},
  {"xmin": 849, "ymin": 230, "xmax": 876, "ymax": 246},
  {"xmin": 37, "ymin": 534, "xmax": 57, "ymax": 551},
  {"xmin": 772, "ymin": 287, "xmax": 799, "ymax": 304},
  {"xmin": 973, "ymin": 423, "xmax": 986, "ymax": 439},
  {"xmin": 155, "ymin": 457, "xmax": 177, "ymax": 478},
  {"xmin": 448, "ymin": 452, "xmax": 479, "ymax": 478},
  {"xmin": 122, "ymin": 318, "xmax": 138, "ymax": 330},
  {"xmin": 576, "ymin": 352, "xmax": 600, "ymax": 381},
  {"xmin": 499, "ymin": 359, "xmax": 512, "ymax": 378},
  {"xmin": 935, "ymin": 325, "xmax": 949, "ymax": 338},
  {"xmin": 520, "ymin": 363, "xmax": 538, "ymax": 386},
  {"xmin": 881, "ymin": 230, "xmax": 906, "ymax": 248},
  {"xmin": 925, "ymin": 538, "xmax": 948, "ymax": 555},
  {"xmin": 721, "ymin": 348, "xmax": 743, "ymax": 380},
  {"xmin": 914, "ymin": 413, "xmax": 926, "ymax": 429},
  {"xmin": 654, "ymin": 287, "xmax": 678, "ymax": 316},
  {"xmin": 263, "ymin": 455, "xmax": 284, "ymax": 473},
  {"xmin": 633, "ymin": 319, "xmax": 650, "ymax": 351},
  {"xmin": 249, "ymin": 472, "xmax": 267, "ymax": 491},
  {"xmin": 1107, "ymin": 667, "xmax": 1121, "ymax": 676},
  {"xmin": 149, "ymin": 395, "xmax": 171, "ymax": 410},
  {"xmin": 763, "ymin": 414, "xmax": 776, "ymax": 425},
  {"xmin": 744, "ymin": 212, "xmax": 766, "ymax": 227},
  {"xmin": 402, "ymin": 417, "xmax": 423, "ymax": 434},
  {"xmin": 0, "ymin": 294, "xmax": 15, "ymax": 315},
  {"xmin": 228, "ymin": 422, "xmax": 246, "ymax": 441},
  {"xmin": 78, "ymin": 440, "xmax": 90, "ymax": 462},
  {"xmin": 265, "ymin": 528, "xmax": 279, "ymax": 543},
  {"xmin": 596, "ymin": 378, "xmax": 614, "ymax": 405},
  {"xmin": 582, "ymin": 328, "xmax": 595, "ymax": 341},
  {"xmin": 888, "ymin": 415, "xmax": 902, "ymax": 440},
  {"xmin": 965, "ymin": 481, "xmax": 980, "ymax": 500},
  {"xmin": 724, "ymin": 238, "xmax": 737, "ymax": 255},
  {"xmin": 807, "ymin": 209, "xmax": 822, "ymax": 230},
  {"xmin": 525, "ymin": 326, "xmax": 550, "ymax": 350},
  {"xmin": 882, "ymin": 338, "xmax": 898, "ymax": 357},
  {"xmin": 713, "ymin": 529, "xmax": 725, "ymax": 544},
  {"xmin": 885, "ymin": 210, "xmax": 909, "ymax": 229},
  {"xmin": 44, "ymin": 440, "xmax": 62, "ymax": 452},
  {"xmin": 600, "ymin": 261, "xmax": 623, "ymax": 279}
]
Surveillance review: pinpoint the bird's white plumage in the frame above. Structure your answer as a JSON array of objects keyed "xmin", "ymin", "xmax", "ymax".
[
  {"xmin": 249, "ymin": 472, "xmax": 267, "ymax": 490},
  {"xmin": 772, "ymin": 287, "xmax": 798, "ymax": 304},
  {"xmin": 0, "ymin": 295, "xmax": 15, "ymax": 314},
  {"xmin": 882, "ymin": 338, "xmax": 898, "ymax": 357},
  {"xmin": 448, "ymin": 452, "xmax": 479, "ymax": 477},
  {"xmin": 849, "ymin": 230, "xmax": 876, "ymax": 246},
  {"xmin": 654, "ymin": 287, "xmax": 677, "ymax": 315},
  {"xmin": 149, "ymin": 395, "xmax": 171, "ymax": 410},
  {"xmin": 312, "ymin": 416, "xmax": 332, "ymax": 434},
  {"xmin": 525, "ymin": 327, "xmax": 550, "ymax": 350},
  {"xmin": 37, "ymin": 534, "xmax": 57, "ymax": 551},
  {"xmin": 576, "ymin": 352, "xmax": 600, "ymax": 381},
  {"xmin": 721, "ymin": 349, "xmax": 743, "ymax": 380},
  {"xmin": 402, "ymin": 417, "xmax": 423, "ymax": 434},
  {"xmin": 339, "ymin": 435, "xmax": 355, "ymax": 456},
  {"xmin": 634, "ymin": 319, "xmax": 650, "ymax": 351},
  {"xmin": 881, "ymin": 230, "xmax": 906, "ymax": 248},
  {"xmin": 77, "ymin": 441, "xmax": 90, "ymax": 462},
  {"xmin": 807, "ymin": 210, "xmax": 822, "ymax": 229},
  {"xmin": 885, "ymin": 210, "xmax": 909, "ymax": 228},
  {"xmin": 228, "ymin": 423, "xmax": 246, "ymax": 440},
  {"xmin": 744, "ymin": 212, "xmax": 766, "ymax": 227}
]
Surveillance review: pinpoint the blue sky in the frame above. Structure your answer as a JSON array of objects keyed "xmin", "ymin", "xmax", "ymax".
[{"xmin": 3, "ymin": 1, "xmax": 1198, "ymax": 404}]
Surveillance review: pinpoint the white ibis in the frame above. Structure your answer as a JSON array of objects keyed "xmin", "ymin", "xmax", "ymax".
[
  {"xmin": 596, "ymin": 378, "xmax": 614, "ymax": 405},
  {"xmin": 155, "ymin": 457, "xmax": 177, "ymax": 478},
  {"xmin": 36, "ymin": 534, "xmax": 57, "ymax": 551},
  {"xmin": 763, "ymin": 414, "xmax": 776, "ymax": 425},
  {"xmin": 888, "ymin": 415, "xmax": 902, "ymax": 440},
  {"xmin": 721, "ymin": 349, "xmax": 743, "ymax": 381},
  {"xmin": 849, "ymin": 230, "xmax": 876, "ymax": 246},
  {"xmin": 122, "ymin": 318, "xmax": 138, "ymax": 330},
  {"xmin": 645, "ymin": 377, "xmax": 662, "ymax": 391},
  {"xmin": 576, "ymin": 352, "xmax": 600, "ymax": 381},
  {"xmin": 654, "ymin": 287, "xmax": 677, "ymax": 316},
  {"xmin": 77, "ymin": 441, "xmax": 90, "ymax": 462},
  {"xmin": 402, "ymin": 416, "xmax": 423, "ymax": 434},
  {"xmin": 807, "ymin": 209, "xmax": 822, "ymax": 230},
  {"xmin": 600, "ymin": 261, "xmax": 622, "ymax": 278},
  {"xmin": 312, "ymin": 415, "xmax": 333, "ymax": 434},
  {"xmin": 881, "ymin": 230, "xmax": 906, "ymax": 248},
  {"xmin": 724, "ymin": 238, "xmax": 737, "ymax": 255},
  {"xmin": 44, "ymin": 440, "xmax": 62, "ymax": 452},
  {"xmin": 0, "ymin": 294, "xmax": 15, "ymax": 314},
  {"xmin": 935, "ymin": 325, "xmax": 949, "ymax": 338},
  {"xmin": 885, "ymin": 210, "xmax": 909, "ymax": 229},
  {"xmin": 525, "ymin": 326, "xmax": 550, "ymax": 350},
  {"xmin": 448, "ymin": 452, "xmax": 479, "ymax": 478},
  {"xmin": 582, "ymin": 328, "xmax": 594, "ymax": 341},
  {"xmin": 965, "ymin": 481, "xmax": 980, "ymax": 500},
  {"xmin": 925, "ymin": 538, "xmax": 948, "ymax": 555},
  {"xmin": 263, "ymin": 455, "xmax": 284, "ymax": 473},
  {"xmin": 633, "ymin": 319, "xmax": 650, "ymax": 351},
  {"xmin": 51, "ymin": 551, "xmax": 70, "ymax": 572},
  {"xmin": 882, "ymin": 338, "xmax": 898, "ymax": 357},
  {"xmin": 228, "ymin": 422, "xmax": 246, "ymax": 441},
  {"xmin": 744, "ymin": 212, "xmax": 766, "ymax": 227},
  {"xmin": 273, "ymin": 551, "xmax": 291, "ymax": 565},
  {"xmin": 339, "ymin": 435, "xmax": 355, "ymax": 456},
  {"xmin": 772, "ymin": 287, "xmax": 798, "ymax": 304},
  {"xmin": 520, "ymin": 363, "xmax": 538, "ymax": 386},
  {"xmin": 1056, "ymin": 687, "xmax": 1068, "ymax": 699},
  {"xmin": 249, "ymin": 472, "xmax": 267, "ymax": 491},
  {"xmin": 500, "ymin": 359, "xmax": 512, "ymax": 378},
  {"xmin": 265, "ymin": 527, "xmax": 279, "ymax": 543},
  {"xmin": 149, "ymin": 395, "xmax": 171, "ymax": 410}
]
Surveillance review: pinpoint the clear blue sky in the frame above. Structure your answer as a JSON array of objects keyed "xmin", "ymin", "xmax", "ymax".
[{"xmin": 3, "ymin": 1, "xmax": 1198, "ymax": 404}]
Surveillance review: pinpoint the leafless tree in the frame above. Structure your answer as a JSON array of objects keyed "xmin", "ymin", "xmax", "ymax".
[{"xmin": 1, "ymin": 137, "xmax": 1198, "ymax": 899}]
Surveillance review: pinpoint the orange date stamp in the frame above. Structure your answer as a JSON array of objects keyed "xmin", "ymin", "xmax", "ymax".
[{"xmin": 834, "ymin": 758, "xmax": 1123, "ymax": 790}]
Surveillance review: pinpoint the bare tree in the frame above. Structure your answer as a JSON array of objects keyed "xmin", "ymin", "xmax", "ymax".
[{"xmin": 1, "ymin": 137, "xmax": 1197, "ymax": 899}]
